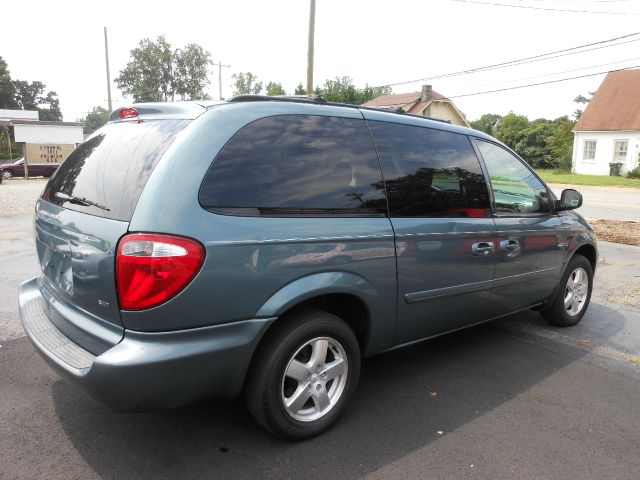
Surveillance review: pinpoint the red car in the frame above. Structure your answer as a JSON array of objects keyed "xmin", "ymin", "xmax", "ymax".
[{"xmin": 1, "ymin": 158, "xmax": 60, "ymax": 178}]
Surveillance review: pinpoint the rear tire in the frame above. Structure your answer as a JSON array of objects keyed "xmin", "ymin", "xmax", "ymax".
[
  {"xmin": 244, "ymin": 308, "xmax": 361, "ymax": 440},
  {"xmin": 541, "ymin": 254, "xmax": 593, "ymax": 327}
]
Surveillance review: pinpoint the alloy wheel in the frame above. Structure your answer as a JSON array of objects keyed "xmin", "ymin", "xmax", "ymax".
[
  {"xmin": 281, "ymin": 336, "xmax": 349, "ymax": 422},
  {"xmin": 564, "ymin": 267, "xmax": 589, "ymax": 317}
]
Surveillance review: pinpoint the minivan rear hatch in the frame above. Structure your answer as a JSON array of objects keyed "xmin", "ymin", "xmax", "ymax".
[{"xmin": 37, "ymin": 119, "xmax": 191, "ymax": 330}]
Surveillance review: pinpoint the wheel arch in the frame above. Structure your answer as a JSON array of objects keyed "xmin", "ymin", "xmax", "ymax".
[
  {"xmin": 572, "ymin": 242, "xmax": 598, "ymax": 273},
  {"xmin": 255, "ymin": 272, "xmax": 377, "ymax": 355},
  {"xmin": 540, "ymin": 240, "xmax": 597, "ymax": 310}
]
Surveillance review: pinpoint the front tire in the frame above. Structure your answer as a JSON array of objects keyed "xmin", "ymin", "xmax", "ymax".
[
  {"xmin": 542, "ymin": 254, "xmax": 593, "ymax": 327},
  {"xmin": 244, "ymin": 309, "xmax": 361, "ymax": 440},
  {"xmin": 3, "ymin": 170, "xmax": 13, "ymax": 179}
]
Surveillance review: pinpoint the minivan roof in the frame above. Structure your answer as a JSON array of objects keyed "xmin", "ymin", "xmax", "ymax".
[
  {"xmin": 109, "ymin": 96, "xmax": 492, "ymax": 140},
  {"xmin": 229, "ymin": 94, "xmax": 452, "ymax": 124}
]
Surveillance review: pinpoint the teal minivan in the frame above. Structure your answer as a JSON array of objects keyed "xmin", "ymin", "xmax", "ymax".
[{"xmin": 19, "ymin": 96, "xmax": 596, "ymax": 439}]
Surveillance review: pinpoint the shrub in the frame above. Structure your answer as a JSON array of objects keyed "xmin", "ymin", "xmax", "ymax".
[{"xmin": 627, "ymin": 166, "xmax": 640, "ymax": 179}]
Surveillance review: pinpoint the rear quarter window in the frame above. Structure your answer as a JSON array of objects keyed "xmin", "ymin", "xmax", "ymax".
[
  {"xmin": 42, "ymin": 119, "xmax": 190, "ymax": 221},
  {"xmin": 198, "ymin": 114, "xmax": 387, "ymax": 215}
]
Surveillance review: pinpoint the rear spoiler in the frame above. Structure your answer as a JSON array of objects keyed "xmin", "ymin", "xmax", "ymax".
[{"xmin": 108, "ymin": 101, "xmax": 222, "ymax": 123}]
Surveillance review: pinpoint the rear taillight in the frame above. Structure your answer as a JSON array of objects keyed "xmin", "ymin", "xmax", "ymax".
[{"xmin": 116, "ymin": 233, "xmax": 205, "ymax": 310}]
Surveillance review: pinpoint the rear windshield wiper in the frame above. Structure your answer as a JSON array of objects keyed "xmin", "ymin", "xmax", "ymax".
[{"xmin": 54, "ymin": 192, "xmax": 110, "ymax": 211}]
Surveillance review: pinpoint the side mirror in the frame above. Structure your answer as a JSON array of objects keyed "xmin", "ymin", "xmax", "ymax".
[{"xmin": 555, "ymin": 189, "xmax": 582, "ymax": 211}]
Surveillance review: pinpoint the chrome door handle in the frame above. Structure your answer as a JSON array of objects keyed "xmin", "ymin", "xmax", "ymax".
[
  {"xmin": 472, "ymin": 241, "xmax": 494, "ymax": 256},
  {"xmin": 500, "ymin": 239, "xmax": 521, "ymax": 255}
]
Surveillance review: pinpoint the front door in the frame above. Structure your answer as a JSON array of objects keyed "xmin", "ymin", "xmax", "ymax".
[
  {"xmin": 365, "ymin": 116, "xmax": 498, "ymax": 345},
  {"xmin": 474, "ymin": 139, "xmax": 566, "ymax": 314}
]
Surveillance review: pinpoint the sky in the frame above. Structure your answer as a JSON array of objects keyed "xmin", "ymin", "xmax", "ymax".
[{"xmin": 2, "ymin": 0, "xmax": 640, "ymax": 123}]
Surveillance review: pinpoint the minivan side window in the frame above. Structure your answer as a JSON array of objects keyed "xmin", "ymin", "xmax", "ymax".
[
  {"xmin": 367, "ymin": 121, "xmax": 491, "ymax": 217},
  {"xmin": 476, "ymin": 140, "xmax": 551, "ymax": 215},
  {"xmin": 199, "ymin": 115, "xmax": 387, "ymax": 215}
]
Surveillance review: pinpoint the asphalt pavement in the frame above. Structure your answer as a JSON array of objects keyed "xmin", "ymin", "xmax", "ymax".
[{"xmin": 1, "ymin": 203, "xmax": 639, "ymax": 479}]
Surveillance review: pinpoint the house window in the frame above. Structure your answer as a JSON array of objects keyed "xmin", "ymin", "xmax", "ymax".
[
  {"xmin": 613, "ymin": 140, "xmax": 628, "ymax": 162},
  {"xmin": 583, "ymin": 140, "xmax": 596, "ymax": 161}
]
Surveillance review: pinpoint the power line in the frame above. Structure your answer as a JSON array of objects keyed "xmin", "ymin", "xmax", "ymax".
[
  {"xmin": 467, "ymin": 57, "xmax": 640, "ymax": 89},
  {"xmin": 449, "ymin": 0, "xmax": 640, "ymax": 15},
  {"xmin": 508, "ymin": 0, "xmax": 633, "ymax": 3},
  {"xmin": 381, "ymin": 31, "xmax": 640, "ymax": 87},
  {"xmin": 448, "ymin": 66, "xmax": 640, "ymax": 98}
]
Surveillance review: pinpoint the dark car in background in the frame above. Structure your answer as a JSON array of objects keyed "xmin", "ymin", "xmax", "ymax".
[
  {"xmin": 0, "ymin": 165, "xmax": 3, "ymax": 184},
  {"xmin": 2, "ymin": 158, "xmax": 60, "ymax": 178},
  {"xmin": 19, "ymin": 98, "xmax": 597, "ymax": 440}
]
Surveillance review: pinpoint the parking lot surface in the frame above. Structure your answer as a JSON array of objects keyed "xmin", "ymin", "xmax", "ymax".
[{"xmin": 1, "ymin": 180, "xmax": 639, "ymax": 479}]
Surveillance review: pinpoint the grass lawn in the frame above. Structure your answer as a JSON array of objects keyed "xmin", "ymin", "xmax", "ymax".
[{"xmin": 536, "ymin": 169, "xmax": 640, "ymax": 188}]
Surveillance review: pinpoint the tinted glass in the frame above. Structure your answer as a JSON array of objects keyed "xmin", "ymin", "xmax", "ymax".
[
  {"xmin": 199, "ymin": 115, "xmax": 386, "ymax": 215},
  {"xmin": 42, "ymin": 120, "xmax": 190, "ymax": 221},
  {"xmin": 368, "ymin": 121, "xmax": 490, "ymax": 217},
  {"xmin": 476, "ymin": 140, "xmax": 551, "ymax": 214}
]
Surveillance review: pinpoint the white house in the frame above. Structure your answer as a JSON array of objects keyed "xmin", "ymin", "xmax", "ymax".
[
  {"xmin": 362, "ymin": 85, "xmax": 470, "ymax": 127},
  {"xmin": 572, "ymin": 69, "xmax": 640, "ymax": 175}
]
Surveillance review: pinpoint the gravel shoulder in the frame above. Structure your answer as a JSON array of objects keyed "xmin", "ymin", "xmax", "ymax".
[
  {"xmin": 0, "ymin": 178, "xmax": 48, "ymax": 216},
  {"xmin": 589, "ymin": 219, "xmax": 640, "ymax": 246}
]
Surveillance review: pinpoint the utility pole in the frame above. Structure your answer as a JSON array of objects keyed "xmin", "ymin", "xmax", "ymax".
[
  {"xmin": 5, "ymin": 129, "xmax": 12, "ymax": 161},
  {"xmin": 212, "ymin": 60, "xmax": 231, "ymax": 100},
  {"xmin": 104, "ymin": 27, "xmax": 113, "ymax": 112},
  {"xmin": 306, "ymin": 0, "xmax": 316, "ymax": 94}
]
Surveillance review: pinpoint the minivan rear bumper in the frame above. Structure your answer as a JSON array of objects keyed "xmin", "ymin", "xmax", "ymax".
[{"xmin": 19, "ymin": 276, "xmax": 276, "ymax": 411}]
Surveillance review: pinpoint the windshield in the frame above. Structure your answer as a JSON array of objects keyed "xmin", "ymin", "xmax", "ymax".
[{"xmin": 42, "ymin": 119, "xmax": 190, "ymax": 221}]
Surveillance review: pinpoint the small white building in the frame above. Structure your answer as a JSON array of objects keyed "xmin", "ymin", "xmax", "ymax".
[
  {"xmin": 0, "ymin": 109, "xmax": 83, "ymax": 165},
  {"xmin": 572, "ymin": 70, "xmax": 640, "ymax": 175}
]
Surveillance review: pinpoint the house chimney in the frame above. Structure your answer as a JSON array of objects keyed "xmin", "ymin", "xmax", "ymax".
[{"xmin": 421, "ymin": 84, "xmax": 432, "ymax": 101}]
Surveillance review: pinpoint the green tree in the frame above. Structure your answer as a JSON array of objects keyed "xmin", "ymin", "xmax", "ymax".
[
  {"xmin": 81, "ymin": 106, "xmax": 110, "ymax": 134},
  {"xmin": 546, "ymin": 116, "xmax": 575, "ymax": 171},
  {"xmin": 516, "ymin": 119, "xmax": 556, "ymax": 168},
  {"xmin": 493, "ymin": 113, "xmax": 530, "ymax": 150},
  {"xmin": 318, "ymin": 76, "xmax": 360, "ymax": 103},
  {"xmin": 116, "ymin": 36, "xmax": 212, "ymax": 102},
  {"xmin": 231, "ymin": 72, "xmax": 263, "ymax": 95},
  {"xmin": 360, "ymin": 84, "xmax": 392, "ymax": 104},
  {"xmin": 265, "ymin": 81, "xmax": 286, "ymax": 96},
  {"xmin": 313, "ymin": 76, "xmax": 391, "ymax": 105},
  {"xmin": 0, "ymin": 57, "xmax": 62, "ymax": 120},
  {"xmin": 12, "ymin": 80, "xmax": 45, "ymax": 110},
  {"xmin": 470, "ymin": 113, "xmax": 502, "ymax": 136},
  {"xmin": 12, "ymin": 80, "xmax": 62, "ymax": 121},
  {"xmin": 573, "ymin": 91, "xmax": 594, "ymax": 119},
  {"xmin": 173, "ymin": 43, "xmax": 212, "ymax": 100},
  {"xmin": 38, "ymin": 91, "xmax": 62, "ymax": 121},
  {"xmin": 0, "ymin": 125, "xmax": 23, "ymax": 161},
  {"xmin": 0, "ymin": 57, "xmax": 17, "ymax": 109},
  {"xmin": 294, "ymin": 82, "xmax": 306, "ymax": 95}
]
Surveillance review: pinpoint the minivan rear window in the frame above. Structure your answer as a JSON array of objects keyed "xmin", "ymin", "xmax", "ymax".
[{"xmin": 42, "ymin": 119, "xmax": 190, "ymax": 221}]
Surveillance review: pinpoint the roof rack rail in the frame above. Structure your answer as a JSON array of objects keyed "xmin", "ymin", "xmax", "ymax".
[
  {"xmin": 226, "ymin": 94, "xmax": 451, "ymax": 124},
  {"xmin": 229, "ymin": 94, "xmax": 328, "ymax": 104}
]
